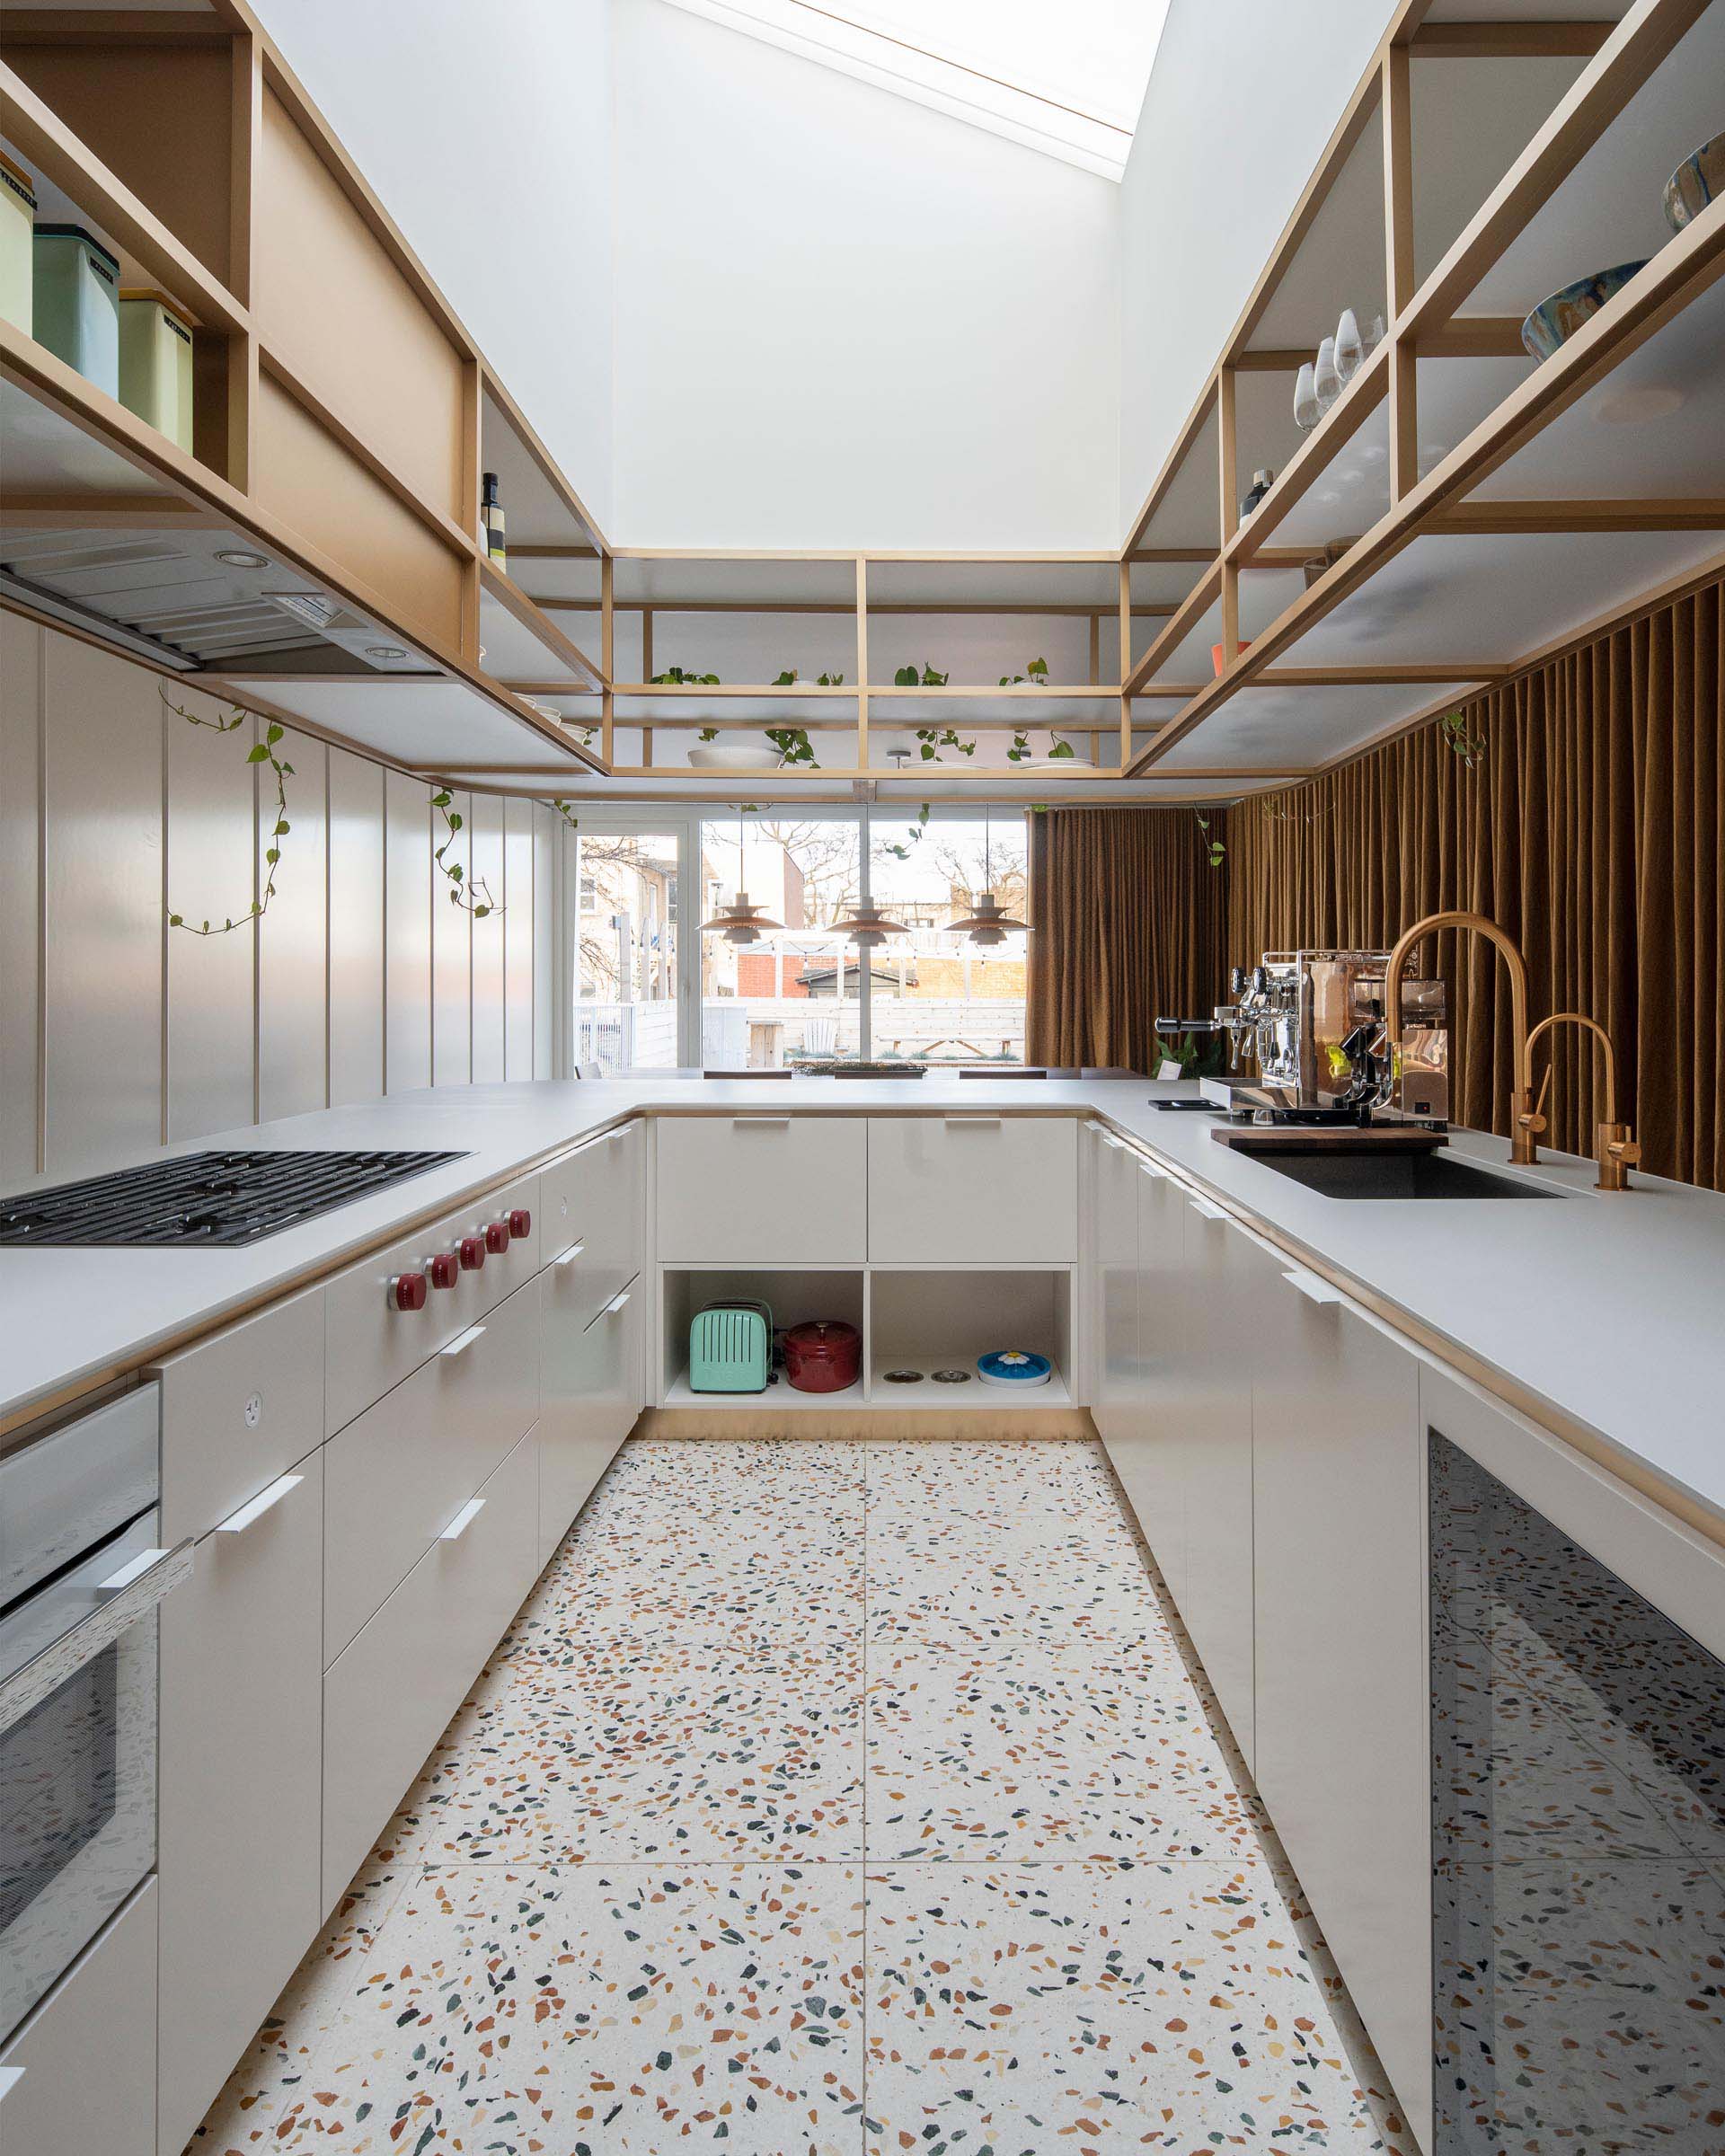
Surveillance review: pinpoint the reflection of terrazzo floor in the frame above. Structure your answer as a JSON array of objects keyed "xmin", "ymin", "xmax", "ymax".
[{"xmin": 190, "ymin": 1438, "xmax": 1412, "ymax": 2153}]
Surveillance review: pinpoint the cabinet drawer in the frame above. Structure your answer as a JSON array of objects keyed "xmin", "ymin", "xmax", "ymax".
[
  {"xmin": 323, "ymin": 1171, "xmax": 540, "ymax": 1435},
  {"xmin": 657, "ymin": 1115, "xmax": 865, "ymax": 1263},
  {"xmin": 157, "ymin": 1452, "xmax": 323, "ymax": 2155},
  {"xmin": 540, "ymin": 1122, "xmax": 642, "ymax": 1325},
  {"xmin": 868, "ymin": 1115, "xmax": 1075, "ymax": 1263},
  {"xmin": 540, "ymin": 1270, "xmax": 640, "ymax": 1568},
  {"xmin": 0, "ymin": 1880, "xmax": 156, "ymax": 2156},
  {"xmin": 324, "ymin": 1277, "xmax": 541, "ymax": 1663},
  {"xmin": 322, "ymin": 1425, "xmax": 539, "ymax": 1911},
  {"xmin": 155, "ymin": 1286, "xmax": 324, "ymax": 1544}
]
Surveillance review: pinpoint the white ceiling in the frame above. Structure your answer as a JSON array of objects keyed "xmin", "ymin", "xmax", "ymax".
[{"xmin": 652, "ymin": 0, "xmax": 1171, "ymax": 179}]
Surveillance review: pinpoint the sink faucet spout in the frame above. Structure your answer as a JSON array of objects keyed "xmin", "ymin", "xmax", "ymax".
[
  {"xmin": 1526, "ymin": 1011, "xmax": 1641, "ymax": 1192},
  {"xmin": 1384, "ymin": 910, "xmax": 1538, "ymax": 1168}
]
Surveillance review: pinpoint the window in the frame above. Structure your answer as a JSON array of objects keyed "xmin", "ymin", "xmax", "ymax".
[{"xmin": 567, "ymin": 808, "xmax": 1029, "ymax": 1071}]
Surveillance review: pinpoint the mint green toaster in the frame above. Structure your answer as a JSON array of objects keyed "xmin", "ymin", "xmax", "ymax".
[{"xmin": 689, "ymin": 1301, "xmax": 773, "ymax": 1392}]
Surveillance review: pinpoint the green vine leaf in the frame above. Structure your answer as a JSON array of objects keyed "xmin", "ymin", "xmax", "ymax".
[{"xmin": 161, "ymin": 687, "xmax": 293, "ymax": 937}]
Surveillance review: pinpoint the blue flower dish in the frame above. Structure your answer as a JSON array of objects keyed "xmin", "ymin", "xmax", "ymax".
[{"xmin": 1520, "ymin": 260, "xmax": 1649, "ymax": 361}]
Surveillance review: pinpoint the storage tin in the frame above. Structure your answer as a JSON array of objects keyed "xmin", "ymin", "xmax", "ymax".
[
  {"xmin": 0, "ymin": 151, "xmax": 35, "ymax": 335},
  {"xmin": 119, "ymin": 287, "xmax": 196, "ymax": 449},
  {"xmin": 32, "ymin": 224, "xmax": 119, "ymax": 395}
]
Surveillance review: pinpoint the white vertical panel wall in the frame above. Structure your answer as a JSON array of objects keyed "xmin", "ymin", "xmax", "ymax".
[
  {"xmin": 0, "ymin": 618, "xmax": 562, "ymax": 1181},
  {"xmin": 469, "ymin": 793, "xmax": 506, "ymax": 1084},
  {"xmin": 431, "ymin": 787, "xmax": 473, "ymax": 1089}
]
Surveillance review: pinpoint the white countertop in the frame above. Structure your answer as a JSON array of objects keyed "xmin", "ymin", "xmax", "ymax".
[{"xmin": 3, "ymin": 1075, "xmax": 1721, "ymax": 1533}]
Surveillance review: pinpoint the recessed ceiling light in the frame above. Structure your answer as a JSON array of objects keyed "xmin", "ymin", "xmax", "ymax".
[
  {"xmin": 366, "ymin": 645, "xmax": 409, "ymax": 661},
  {"xmin": 1596, "ymin": 385, "xmax": 1685, "ymax": 424},
  {"xmin": 216, "ymin": 549, "xmax": 270, "ymax": 569}
]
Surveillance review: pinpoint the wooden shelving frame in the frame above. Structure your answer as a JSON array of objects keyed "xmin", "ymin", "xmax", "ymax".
[{"xmin": 3, "ymin": 0, "xmax": 1721, "ymax": 802}]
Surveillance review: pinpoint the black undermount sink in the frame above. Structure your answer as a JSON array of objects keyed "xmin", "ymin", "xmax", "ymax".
[{"xmin": 1245, "ymin": 1148, "xmax": 1559, "ymax": 1202}]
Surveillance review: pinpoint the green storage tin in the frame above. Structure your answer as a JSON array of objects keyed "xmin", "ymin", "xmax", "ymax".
[
  {"xmin": 32, "ymin": 223, "xmax": 119, "ymax": 396},
  {"xmin": 689, "ymin": 1301, "xmax": 773, "ymax": 1392},
  {"xmin": 0, "ymin": 151, "xmax": 35, "ymax": 335},
  {"xmin": 119, "ymin": 287, "xmax": 196, "ymax": 450}
]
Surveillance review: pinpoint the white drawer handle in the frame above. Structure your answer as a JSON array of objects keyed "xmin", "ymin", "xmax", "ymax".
[
  {"xmin": 441, "ymin": 1323, "xmax": 487, "ymax": 1359},
  {"xmin": 554, "ymin": 1239, "xmax": 588, "ymax": 1267},
  {"xmin": 217, "ymin": 1472, "xmax": 305, "ymax": 1534},
  {"xmin": 733, "ymin": 1115, "xmax": 791, "ymax": 1126},
  {"xmin": 0, "ymin": 2067, "xmax": 23, "ymax": 2104},
  {"xmin": 1138, "ymin": 1160, "xmax": 1166, "ymax": 1180},
  {"xmin": 1096, "ymin": 1128, "xmax": 1124, "ymax": 1149},
  {"xmin": 1189, "ymin": 1197, "xmax": 1227, "ymax": 1221},
  {"xmin": 944, "ymin": 1114, "xmax": 1001, "ymax": 1125},
  {"xmin": 96, "ymin": 1546, "xmax": 170, "ymax": 1596},
  {"xmin": 604, "ymin": 1291, "xmax": 632, "ymax": 1317},
  {"xmin": 1283, "ymin": 1268, "xmax": 1344, "ymax": 1307},
  {"xmin": 438, "ymin": 1497, "xmax": 485, "ymax": 1542}
]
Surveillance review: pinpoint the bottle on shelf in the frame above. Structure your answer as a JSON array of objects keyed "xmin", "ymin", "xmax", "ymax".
[
  {"xmin": 1240, "ymin": 467, "xmax": 1275, "ymax": 519},
  {"xmin": 481, "ymin": 470, "xmax": 507, "ymax": 572}
]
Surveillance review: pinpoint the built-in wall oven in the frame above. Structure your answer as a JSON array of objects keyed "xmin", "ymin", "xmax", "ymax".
[
  {"xmin": 0, "ymin": 1383, "xmax": 190, "ymax": 2047},
  {"xmin": 1429, "ymin": 1434, "xmax": 1725, "ymax": 2151}
]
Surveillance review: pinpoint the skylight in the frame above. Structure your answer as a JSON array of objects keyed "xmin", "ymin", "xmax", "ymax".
[{"xmin": 658, "ymin": 0, "xmax": 1171, "ymax": 180}]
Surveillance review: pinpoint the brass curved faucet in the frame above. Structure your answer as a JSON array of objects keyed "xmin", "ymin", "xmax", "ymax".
[
  {"xmin": 1384, "ymin": 910, "xmax": 1538, "ymax": 1166},
  {"xmin": 1525, "ymin": 1012, "xmax": 1641, "ymax": 1192}
]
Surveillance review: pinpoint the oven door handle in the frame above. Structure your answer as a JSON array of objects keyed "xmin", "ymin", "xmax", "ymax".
[{"xmin": 0, "ymin": 1537, "xmax": 193, "ymax": 1739}]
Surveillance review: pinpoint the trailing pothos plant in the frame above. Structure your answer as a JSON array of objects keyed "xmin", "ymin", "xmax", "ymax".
[
  {"xmin": 1439, "ymin": 710, "xmax": 1487, "ymax": 767},
  {"xmin": 895, "ymin": 663, "xmax": 950, "ymax": 687},
  {"xmin": 880, "ymin": 802, "xmax": 933, "ymax": 860},
  {"xmin": 999, "ymin": 657, "xmax": 1049, "ymax": 687},
  {"xmin": 161, "ymin": 686, "xmax": 293, "ymax": 937},
  {"xmin": 914, "ymin": 725, "xmax": 975, "ymax": 762},
  {"xmin": 430, "ymin": 791, "xmax": 500, "ymax": 916},
  {"xmin": 1194, "ymin": 807, "xmax": 1226, "ymax": 870},
  {"xmin": 650, "ymin": 666, "xmax": 721, "ymax": 685}
]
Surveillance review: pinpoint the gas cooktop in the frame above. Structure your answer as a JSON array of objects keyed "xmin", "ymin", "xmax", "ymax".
[{"xmin": 0, "ymin": 1149, "xmax": 468, "ymax": 1248}]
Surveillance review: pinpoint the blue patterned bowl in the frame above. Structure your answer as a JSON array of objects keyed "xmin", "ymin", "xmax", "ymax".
[
  {"xmin": 1521, "ymin": 261, "xmax": 1649, "ymax": 360},
  {"xmin": 1663, "ymin": 133, "xmax": 1723, "ymax": 234}
]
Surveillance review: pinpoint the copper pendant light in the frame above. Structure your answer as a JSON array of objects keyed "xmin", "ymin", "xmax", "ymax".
[
  {"xmin": 829, "ymin": 897, "xmax": 909, "ymax": 949},
  {"xmin": 700, "ymin": 810, "xmax": 784, "ymax": 944},
  {"xmin": 949, "ymin": 808, "xmax": 1030, "ymax": 947}
]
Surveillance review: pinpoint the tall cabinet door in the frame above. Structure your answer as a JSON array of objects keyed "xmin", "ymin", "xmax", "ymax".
[
  {"xmin": 539, "ymin": 1271, "xmax": 641, "ymax": 1568},
  {"xmin": 1252, "ymin": 1268, "xmax": 1428, "ymax": 2152},
  {"xmin": 1104, "ymin": 1159, "xmax": 1190, "ymax": 1605},
  {"xmin": 1177, "ymin": 1198, "xmax": 1270, "ymax": 1772},
  {"xmin": 157, "ymin": 1451, "xmax": 324, "ymax": 2155},
  {"xmin": 1087, "ymin": 1129, "xmax": 1139, "ymax": 1442}
]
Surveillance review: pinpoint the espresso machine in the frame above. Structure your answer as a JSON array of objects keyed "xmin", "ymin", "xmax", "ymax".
[{"xmin": 1159, "ymin": 949, "xmax": 1449, "ymax": 1126}]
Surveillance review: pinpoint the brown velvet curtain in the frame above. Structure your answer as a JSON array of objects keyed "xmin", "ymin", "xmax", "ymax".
[
  {"xmin": 1025, "ymin": 579, "xmax": 1722, "ymax": 1188},
  {"xmin": 1027, "ymin": 807, "xmax": 1227, "ymax": 1070},
  {"xmin": 1225, "ymin": 578, "xmax": 1723, "ymax": 1189}
]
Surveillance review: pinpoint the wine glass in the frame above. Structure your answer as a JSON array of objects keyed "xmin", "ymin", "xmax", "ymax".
[
  {"xmin": 1314, "ymin": 336, "xmax": 1340, "ymax": 414},
  {"xmin": 1335, "ymin": 307, "xmax": 1363, "ymax": 383},
  {"xmin": 1293, "ymin": 362, "xmax": 1320, "ymax": 431}
]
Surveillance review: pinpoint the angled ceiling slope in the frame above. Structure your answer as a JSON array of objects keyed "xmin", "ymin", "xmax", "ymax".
[{"xmin": 655, "ymin": 0, "xmax": 1171, "ymax": 179}]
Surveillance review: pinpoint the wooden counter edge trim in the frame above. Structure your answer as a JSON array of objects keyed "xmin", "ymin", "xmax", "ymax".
[
  {"xmin": 1087, "ymin": 1116, "xmax": 1725, "ymax": 1553},
  {"xmin": 4, "ymin": 1100, "xmax": 1718, "ymax": 1561}
]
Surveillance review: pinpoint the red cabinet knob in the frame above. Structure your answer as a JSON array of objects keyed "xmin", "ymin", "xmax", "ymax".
[
  {"xmin": 508, "ymin": 1207, "xmax": 531, "ymax": 1241},
  {"xmin": 483, "ymin": 1220, "xmax": 510, "ymax": 1255},
  {"xmin": 458, "ymin": 1234, "xmax": 486, "ymax": 1271},
  {"xmin": 428, "ymin": 1250, "xmax": 459, "ymax": 1291},
  {"xmin": 389, "ymin": 1270, "xmax": 428, "ymax": 1312}
]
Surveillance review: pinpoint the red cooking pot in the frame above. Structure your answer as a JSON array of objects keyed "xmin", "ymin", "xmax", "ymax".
[{"xmin": 781, "ymin": 1320, "xmax": 862, "ymax": 1392}]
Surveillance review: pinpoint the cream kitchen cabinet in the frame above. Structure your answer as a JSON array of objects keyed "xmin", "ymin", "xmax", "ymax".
[
  {"xmin": 657, "ymin": 1114, "xmax": 866, "ymax": 1263},
  {"xmin": 1104, "ymin": 1154, "xmax": 1191, "ymax": 1604},
  {"xmin": 868, "ymin": 1114, "xmax": 1076, "ymax": 1263},
  {"xmin": 322, "ymin": 1424, "xmax": 540, "ymax": 1909},
  {"xmin": 323, "ymin": 1275, "xmax": 542, "ymax": 1661},
  {"xmin": 1252, "ymin": 1266, "xmax": 1429, "ymax": 2152},
  {"xmin": 156, "ymin": 1450, "xmax": 324, "ymax": 2156},
  {"xmin": 540, "ymin": 1120, "xmax": 644, "ymax": 1324},
  {"xmin": 539, "ymin": 1270, "xmax": 641, "ymax": 1566},
  {"xmin": 0, "ymin": 1881, "xmax": 156, "ymax": 2156},
  {"xmin": 1086, "ymin": 1127, "xmax": 1139, "ymax": 1443}
]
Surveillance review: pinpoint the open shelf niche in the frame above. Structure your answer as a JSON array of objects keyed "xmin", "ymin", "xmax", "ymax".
[
  {"xmin": 659, "ymin": 1267, "xmax": 867, "ymax": 1411},
  {"xmin": 869, "ymin": 1267, "xmax": 1075, "ymax": 1410}
]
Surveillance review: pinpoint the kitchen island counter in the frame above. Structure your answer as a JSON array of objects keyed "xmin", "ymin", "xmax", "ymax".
[{"xmin": 2, "ymin": 1075, "xmax": 1721, "ymax": 1542}]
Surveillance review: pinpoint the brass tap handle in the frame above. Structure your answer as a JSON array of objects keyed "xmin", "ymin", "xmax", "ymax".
[{"xmin": 1518, "ymin": 1064, "xmax": 1553, "ymax": 1142}]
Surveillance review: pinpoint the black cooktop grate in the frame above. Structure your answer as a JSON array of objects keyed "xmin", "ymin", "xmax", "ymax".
[{"xmin": 0, "ymin": 1149, "xmax": 468, "ymax": 1248}]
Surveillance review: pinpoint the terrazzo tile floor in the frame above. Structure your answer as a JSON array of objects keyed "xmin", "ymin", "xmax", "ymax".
[{"xmin": 190, "ymin": 1438, "xmax": 1416, "ymax": 2155}]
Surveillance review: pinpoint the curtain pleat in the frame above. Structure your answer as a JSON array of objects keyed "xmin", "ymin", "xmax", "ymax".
[{"xmin": 1026, "ymin": 579, "xmax": 1721, "ymax": 1187}]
